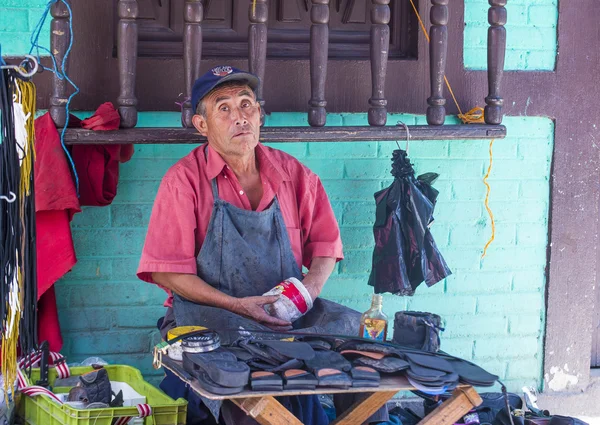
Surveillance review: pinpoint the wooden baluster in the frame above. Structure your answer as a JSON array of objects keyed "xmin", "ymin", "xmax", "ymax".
[
  {"xmin": 368, "ymin": 0, "xmax": 390, "ymax": 126},
  {"xmin": 49, "ymin": 1, "xmax": 70, "ymax": 127},
  {"xmin": 485, "ymin": 0, "xmax": 507, "ymax": 125},
  {"xmin": 117, "ymin": 0, "xmax": 139, "ymax": 128},
  {"xmin": 248, "ymin": 0, "xmax": 268, "ymax": 125},
  {"xmin": 309, "ymin": 0, "xmax": 330, "ymax": 127},
  {"xmin": 182, "ymin": 0, "xmax": 203, "ymax": 128},
  {"xmin": 427, "ymin": 0, "xmax": 448, "ymax": 126}
]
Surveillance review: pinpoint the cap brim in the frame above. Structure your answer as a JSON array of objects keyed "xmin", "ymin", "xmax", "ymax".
[{"xmin": 205, "ymin": 72, "xmax": 260, "ymax": 98}]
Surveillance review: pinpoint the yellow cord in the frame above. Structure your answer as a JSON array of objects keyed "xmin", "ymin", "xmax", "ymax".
[
  {"xmin": 252, "ymin": 0, "xmax": 256, "ymax": 16},
  {"xmin": 408, "ymin": 0, "xmax": 495, "ymax": 255},
  {"xmin": 481, "ymin": 139, "xmax": 495, "ymax": 258}
]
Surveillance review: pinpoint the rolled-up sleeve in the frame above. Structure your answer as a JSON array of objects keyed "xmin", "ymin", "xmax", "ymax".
[
  {"xmin": 137, "ymin": 172, "xmax": 198, "ymax": 284},
  {"xmin": 300, "ymin": 175, "xmax": 343, "ymax": 268}
]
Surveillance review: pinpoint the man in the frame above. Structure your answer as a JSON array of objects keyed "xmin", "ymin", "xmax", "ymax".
[{"xmin": 138, "ymin": 66, "xmax": 387, "ymax": 424}]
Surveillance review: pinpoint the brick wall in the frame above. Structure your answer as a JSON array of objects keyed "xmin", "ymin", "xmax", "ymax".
[
  {"xmin": 464, "ymin": 0, "xmax": 558, "ymax": 70},
  {"xmin": 0, "ymin": 0, "xmax": 50, "ymax": 55},
  {"xmin": 55, "ymin": 112, "xmax": 553, "ymax": 389}
]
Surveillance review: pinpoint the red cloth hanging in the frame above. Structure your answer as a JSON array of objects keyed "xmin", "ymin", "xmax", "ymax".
[
  {"xmin": 35, "ymin": 113, "xmax": 81, "ymax": 352},
  {"xmin": 73, "ymin": 102, "xmax": 133, "ymax": 206},
  {"xmin": 34, "ymin": 103, "xmax": 133, "ymax": 351}
]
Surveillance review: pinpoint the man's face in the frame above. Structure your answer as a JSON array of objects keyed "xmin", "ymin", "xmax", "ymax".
[{"xmin": 192, "ymin": 84, "xmax": 261, "ymax": 158}]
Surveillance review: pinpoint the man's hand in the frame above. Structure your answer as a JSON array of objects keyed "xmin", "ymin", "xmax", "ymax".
[{"xmin": 234, "ymin": 295, "xmax": 293, "ymax": 331}]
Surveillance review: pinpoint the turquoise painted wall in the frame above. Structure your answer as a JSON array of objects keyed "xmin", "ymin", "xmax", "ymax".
[
  {"xmin": 464, "ymin": 0, "xmax": 558, "ymax": 70},
  {"xmin": 1, "ymin": 1, "xmax": 557, "ymax": 392}
]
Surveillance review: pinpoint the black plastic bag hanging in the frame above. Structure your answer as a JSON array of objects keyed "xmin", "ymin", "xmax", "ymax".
[{"xmin": 368, "ymin": 149, "xmax": 451, "ymax": 296}]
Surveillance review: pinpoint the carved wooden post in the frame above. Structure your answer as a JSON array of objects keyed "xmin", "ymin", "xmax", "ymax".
[
  {"xmin": 368, "ymin": 0, "xmax": 390, "ymax": 126},
  {"xmin": 485, "ymin": 0, "xmax": 507, "ymax": 125},
  {"xmin": 49, "ymin": 1, "xmax": 70, "ymax": 127},
  {"xmin": 182, "ymin": 0, "xmax": 203, "ymax": 128},
  {"xmin": 117, "ymin": 0, "xmax": 139, "ymax": 128},
  {"xmin": 427, "ymin": 0, "xmax": 448, "ymax": 126},
  {"xmin": 248, "ymin": 0, "xmax": 267, "ymax": 124},
  {"xmin": 309, "ymin": 0, "xmax": 330, "ymax": 127}
]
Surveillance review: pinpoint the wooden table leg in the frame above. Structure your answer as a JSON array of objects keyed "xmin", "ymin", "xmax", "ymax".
[
  {"xmin": 418, "ymin": 387, "xmax": 483, "ymax": 425},
  {"xmin": 331, "ymin": 391, "xmax": 397, "ymax": 425},
  {"xmin": 231, "ymin": 396, "xmax": 304, "ymax": 425}
]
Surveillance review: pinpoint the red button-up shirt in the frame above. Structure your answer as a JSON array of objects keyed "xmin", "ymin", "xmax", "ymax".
[{"xmin": 137, "ymin": 143, "xmax": 343, "ymax": 306}]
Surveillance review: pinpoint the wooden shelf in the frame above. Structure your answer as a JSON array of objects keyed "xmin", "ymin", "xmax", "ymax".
[{"xmin": 63, "ymin": 125, "xmax": 506, "ymax": 145}]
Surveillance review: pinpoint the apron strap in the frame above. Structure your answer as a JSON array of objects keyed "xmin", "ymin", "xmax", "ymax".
[
  {"xmin": 205, "ymin": 145, "xmax": 220, "ymax": 201},
  {"xmin": 211, "ymin": 178, "xmax": 219, "ymax": 200}
]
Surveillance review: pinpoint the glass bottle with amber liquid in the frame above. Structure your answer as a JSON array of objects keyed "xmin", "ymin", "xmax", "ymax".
[{"xmin": 359, "ymin": 294, "xmax": 389, "ymax": 341}]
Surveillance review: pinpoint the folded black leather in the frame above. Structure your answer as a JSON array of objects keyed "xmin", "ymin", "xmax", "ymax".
[
  {"xmin": 194, "ymin": 368, "xmax": 246, "ymax": 395},
  {"xmin": 315, "ymin": 368, "xmax": 352, "ymax": 388},
  {"xmin": 403, "ymin": 352, "xmax": 454, "ymax": 373},
  {"xmin": 304, "ymin": 350, "xmax": 352, "ymax": 373},
  {"xmin": 337, "ymin": 340, "xmax": 403, "ymax": 357},
  {"xmin": 183, "ymin": 349, "xmax": 250, "ymax": 388},
  {"xmin": 248, "ymin": 360, "xmax": 278, "ymax": 371},
  {"xmin": 266, "ymin": 358, "xmax": 304, "ymax": 373},
  {"xmin": 282, "ymin": 369, "xmax": 318, "ymax": 390},
  {"xmin": 250, "ymin": 371, "xmax": 283, "ymax": 391},
  {"xmin": 407, "ymin": 361, "xmax": 447, "ymax": 380},
  {"xmin": 304, "ymin": 339, "xmax": 332, "ymax": 351},
  {"xmin": 354, "ymin": 356, "xmax": 410, "ymax": 373},
  {"xmin": 352, "ymin": 379, "xmax": 380, "ymax": 388},
  {"xmin": 445, "ymin": 358, "xmax": 498, "ymax": 386},
  {"xmin": 296, "ymin": 336, "xmax": 336, "ymax": 351},
  {"xmin": 78, "ymin": 368, "xmax": 111, "ymax": 404},
  {"xmin": 350, "ymin": 366, "xmax": 380, "ymax": 382},
  {"xmin": 340, "ymin": 349, "xmax": 386, "ymax": 360},
  {"xmin": 227, "ymin": 346, "xmax": 258, "ymax": 362},
  {"xmin": 258, "ymin": 340, "xmax": 315, "ymax": 361},
  {"xmin": 237, "ymin": 339, "xmax": 280, "ymax": 366}
]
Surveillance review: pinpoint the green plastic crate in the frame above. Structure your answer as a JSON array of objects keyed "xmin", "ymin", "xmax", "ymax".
[{"xmin": 18, "ymin": 364, "xmax": 187, "ymax": 425}]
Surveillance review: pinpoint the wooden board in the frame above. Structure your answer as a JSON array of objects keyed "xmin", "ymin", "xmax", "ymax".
[{"xmin": 62, "ymin": 125, "xmax": 506, "ymax": 145}]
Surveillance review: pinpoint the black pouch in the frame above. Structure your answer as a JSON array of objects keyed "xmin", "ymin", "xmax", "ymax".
[
  {"xmin": 392, "ymin": 311, "xmax": 443, "ymax": 352},
  {"xmin": 78, "ymin": 368, "xmax": 112, "ymax": 404}
]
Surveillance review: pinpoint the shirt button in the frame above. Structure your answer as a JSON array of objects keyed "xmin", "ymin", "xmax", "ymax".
[
  {"xmin": 224, "ymin": 175, "xmax": 228, "ymax": 179},
  {"xmin": 239, "ymin": 190, "xmax": 244, "ymax": 195}
]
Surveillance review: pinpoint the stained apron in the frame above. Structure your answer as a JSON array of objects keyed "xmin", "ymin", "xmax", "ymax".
[{"xmin": 162, "ymin": 169, "xmax": 386, "ymax": 424}]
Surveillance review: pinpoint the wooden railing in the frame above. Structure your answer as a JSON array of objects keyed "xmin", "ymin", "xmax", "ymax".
[{"xmin": 51, "ymin": 0, "xmax": 507, "ymax": 143}]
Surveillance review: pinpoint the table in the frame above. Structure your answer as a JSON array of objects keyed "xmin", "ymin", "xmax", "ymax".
[{"xmin": 160, "ymin": 356, "xmax": 482, "ymax": 425}]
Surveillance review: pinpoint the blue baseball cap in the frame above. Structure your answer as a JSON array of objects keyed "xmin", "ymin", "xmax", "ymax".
[{"xmin": 191, "ymin": 66, "xmax": 260, "ymax": 114}]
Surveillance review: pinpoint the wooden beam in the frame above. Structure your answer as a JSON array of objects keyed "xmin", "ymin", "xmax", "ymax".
[
  {"xmin": 418, "ymin": 387, "xmax": 483, "ymax": 425},
  {"xmin": 331, "ymin": 391, "xmax": 397, "ymax": 425},
  {"xmin": 231, "ymin": 396, "xmax": 304, "ymax": 425},
  {"xmin": 62, "ymin": 125, "xmax": 506, "ymax": 144}
]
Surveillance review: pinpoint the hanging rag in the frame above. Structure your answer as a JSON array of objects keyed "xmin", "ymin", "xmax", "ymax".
[
  {"xmin": 368, "ymin": 149, "xmax": 452, "ymax": 296},
  {"xmin": 34, "ymin": 112, "xmax": 82, "ymax": 352},
  {"xmin": 72, "ymin": 102, "xmax": 133, "ymax": 206}
]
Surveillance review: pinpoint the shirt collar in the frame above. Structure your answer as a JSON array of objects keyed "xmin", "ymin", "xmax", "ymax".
[{"xmin": 204, "ymin": 142, "xmax": 290, "ymax": 183}]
